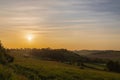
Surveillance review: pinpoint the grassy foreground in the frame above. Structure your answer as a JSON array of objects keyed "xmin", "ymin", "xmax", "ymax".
[{"xmin": 0, "ymin": 52, "xmax": 120, "ymax": 80}]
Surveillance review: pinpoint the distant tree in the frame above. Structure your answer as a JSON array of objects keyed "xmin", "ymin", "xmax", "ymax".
[
  {"xmin": 0, "ymin": 41, "xmax": 14, "ymax": 64},
  {"xmin": 31, "ymin": 48, "xmax": 82, "ymax": 64},
  {"xmin": 107, "ymin": 60, "xmax": 120, "ymax": 73}
]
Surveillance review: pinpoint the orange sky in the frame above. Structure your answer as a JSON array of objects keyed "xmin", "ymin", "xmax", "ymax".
[{"xmin": 0, "ymin": 0, "xmax": 120, "ymax": 50}]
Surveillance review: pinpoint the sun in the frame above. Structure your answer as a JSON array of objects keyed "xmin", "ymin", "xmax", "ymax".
[{"xmin": 27, "ymin": 34, "xmax": 33, "ymax": 41}]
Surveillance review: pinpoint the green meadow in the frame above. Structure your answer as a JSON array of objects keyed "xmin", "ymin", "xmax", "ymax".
[{"xmin": 1, "ymin": 51, "xmax": 120, "ymax": 80}]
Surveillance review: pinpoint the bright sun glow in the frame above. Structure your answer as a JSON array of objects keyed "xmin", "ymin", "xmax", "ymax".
[{"xmin": 27, "ymin": 34, "xmax": 33, "ymax": 41}]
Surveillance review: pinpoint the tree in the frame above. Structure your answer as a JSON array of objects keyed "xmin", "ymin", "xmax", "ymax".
[
  {"xmin": 107, "ymin": 60, "xmax": 120, "ymax": 73},
  {"xmin": 0, "ymin": 41, "xmax": 14, "ymax": 64}
]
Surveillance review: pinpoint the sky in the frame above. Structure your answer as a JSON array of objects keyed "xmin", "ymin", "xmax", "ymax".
[{"xmin": 0, "ymin": 0, "xmax": 120, "ymax": 50}]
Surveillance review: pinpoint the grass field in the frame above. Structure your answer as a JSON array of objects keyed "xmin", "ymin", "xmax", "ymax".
[{"xmin": 0, "ymin": 52, "xmax": 119, "ymax": 80}]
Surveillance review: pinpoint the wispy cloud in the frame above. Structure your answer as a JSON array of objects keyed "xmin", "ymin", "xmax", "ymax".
[{"xmin": 0, "ymin": 0, "xmax": 120, "ymax": 49}]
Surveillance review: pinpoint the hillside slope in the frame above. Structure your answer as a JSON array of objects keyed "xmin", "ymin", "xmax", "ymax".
[
  {"xmin": 75, "ymin": 50, "xmax": 120, "ymax": 61},
  {"xmin": 5, "ymin": 51, "xmax": 120, "ymax": 80}
]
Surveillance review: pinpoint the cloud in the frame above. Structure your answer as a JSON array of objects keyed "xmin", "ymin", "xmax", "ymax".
[
  {"xmin": 0, "ymin": 0, "xmax": 120, "ymax": 49},
  {"xmin": 0, "ymin": 0, "xmax": 120, "ymax": 34}
]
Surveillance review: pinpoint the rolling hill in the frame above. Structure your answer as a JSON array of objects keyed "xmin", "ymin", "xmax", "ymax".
[{"xmin": 75, "ymin": 50, "xmax": 120, "ymax": 61}]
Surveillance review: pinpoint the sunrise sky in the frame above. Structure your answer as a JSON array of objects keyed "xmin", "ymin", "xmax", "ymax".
[{"xmin": 0, "ymin": 0, "xmax": 120, "ymax": 50}]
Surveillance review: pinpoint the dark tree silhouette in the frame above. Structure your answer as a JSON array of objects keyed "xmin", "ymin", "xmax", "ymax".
[
  {"xmin": 107, "ymin": 60, "xmax": 120, "ymax": 73},
  {"xmin": 0, "ymin": 41, "xmax": 14, "ymax": 64}
]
